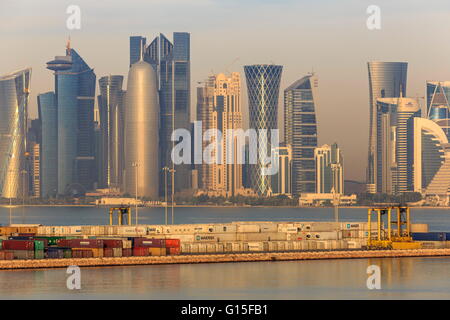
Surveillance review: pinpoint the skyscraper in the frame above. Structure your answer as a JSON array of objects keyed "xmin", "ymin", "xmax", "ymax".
[
  {"xmin": 426, "ymin": 81, "xmax": 450, "ymax": 139},
  {"xmin": 124, "ymin": 59, "xmax": 159, "ymax": 198},
  {"xmin": 284, "ymin": 74, "xmax": 319, "ymax": 195},
  {"xmin": 244, "ymin": 64, "xmax": 282, "ymax": 196},
  {"xmin": 315, "ymin": 143, "xmax": 344, "ymax": 194},
  {"xmin": 37, "ymin": 92, "xmax": 57, "ymax": 198},
  {"xmin": 367, "ymin": 62, "xmax": 408, "ymax": 193},
  {"xmin": 0, "ymin": 68, "xmax": 31, "ymax": 199},
  {"xmin": 376, "ymin": 97, "xmax": 420, "ymax": 194},
  {"xmin": 98, "ymin": 75, "xmax": 125, "ymax": 189},
  {"xmin": 129, "ymin": 33, "xmax": 191, "ymax": 194},
  {"xmin": 129, "ymin": 36, "xmax": 146, "ymax": 67},
  {"xmin": 196, "ymin": 72, "xmax": 243, "ymax": 197},
  {"xmin": 270, "ymin": 144, "xmax": 292, "ymax": 196},
  {"xmin": 46, "ymin": 41, "xmax": 96, "ymax": 194}
]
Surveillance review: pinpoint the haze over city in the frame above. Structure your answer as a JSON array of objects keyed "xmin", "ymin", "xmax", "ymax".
[{"xmin": 2, "ymin": 0, "xmax": 450, "ymax": 181}]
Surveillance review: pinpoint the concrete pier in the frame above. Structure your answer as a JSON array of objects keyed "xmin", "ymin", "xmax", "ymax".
[{"xmin": 1, "ymin": 249, "xmax": 450, "ymax": 270}]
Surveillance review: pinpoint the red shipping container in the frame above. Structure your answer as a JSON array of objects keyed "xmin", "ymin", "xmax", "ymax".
[
  {"xmin": 104, "ymin": 248, "xmax": 113, "ymax": 257},
  {"xmin": 5, "ymin": 251, "xmax": 14, "ymax": 260},
  {"xmin": 0, "ymin": 251, "xmax": 5, "ymax": 260},
  {"xmin": 102, "ymin": 239, "xmax": 123, "ymax": 248},
  {"xmin": 165, "ymin": 239, "xmax": 180, "ymax": 248},
  {"xmin": 134, "ymin": 238, "xmax": 165, "ymax": 248},
  {"xmin": 2, "ymin": 240, "xmax": 34, "ymax": 251},
  {"xmin": 167, "ymin": 247, "xmax": 180, "ymax": 255},
  {"xmin": 133, "ymin": 247, "xmax": 149, "ymax": 256},
  {"xmin": 122, "ymin": 248, "xmax": 132, "ymax": 257},
  {"xmin": 72, "ymin": 250, "xmax": 83, "ymax": 258},
  {"xmin": 57, "ymin": 239, "xmax": 103, "ymax": 248},
  {"xmin": 82, "ymin": 250, "xmax": 93, "ymax": 258}
]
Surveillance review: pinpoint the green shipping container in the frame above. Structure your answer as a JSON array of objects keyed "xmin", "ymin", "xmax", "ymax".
[
  {"xmin": 63, "ymin": 249, "xmax": 72, "ymax": 259},
  {"xmin": 34, "ymin": 240, "xmax": 45, "ymax": 251},
  {"xmin": 34, "ymin": 250, "xmax": 44, "ymax": 259}
]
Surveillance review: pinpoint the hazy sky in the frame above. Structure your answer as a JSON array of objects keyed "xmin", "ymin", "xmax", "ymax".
[{"xmin": 2, "ymin": 0, "xmax": 450, "ymax": 182}]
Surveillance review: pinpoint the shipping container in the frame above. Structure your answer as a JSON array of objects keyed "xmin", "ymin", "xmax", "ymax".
[
  {"xmin": 412, "ymin": 232, "xmax": 446, "ymax": 241},
  {"xmin": 102, "ymin": 239, "xmax": 123, "ymax": 248},
  {"xmin": 411, "ymin": 224, "xmax": 428, "ymax": 233},
  {"xmin": 2, "ymin": 240, "xmax": 34, "ymax": 251},
  {"xmin": 34, "ymin": 240, "xmax": 45, "ymax": 251},
  {"xmin": 165, "ymin": 239, "xmax": 180, "ymax": 248},
  {"xmin": 149, "ymin": 247, "xmax": 166, "ymax": 256},
  {"xmin": 122, "ymin": 248, "xmax": 132, "ymax": 257},
  {"xmin": 133, "ymin": 247, "xmax": 149, "ymax": 256},
  {"xmin": 134, "ymin": 238, "xmax": 165, "ymax": 248},
  {"xmin": 312, "ymin": 231, "xmax": 340, "ymax": 240},
  {"xmin": 12, "ymin": 250, "xmax": 34, "ymax": 260},
  {"xmin": 57, "ymin": 239, "xmax": 104, "ymax": 248},
  {"xmin": 104, "ymin": 248, "xmax": 114, "ymax": 257},
  {"xmin": 237, "ymin": 224, "xmax": 260, "ymax": 233},
  {"xmin": 248, "ymin": 242, "xmax": 264, "ymax": 252},
  {"xmin": 34, "ymin": 250, "xmax": 45, "ymax": 259}
]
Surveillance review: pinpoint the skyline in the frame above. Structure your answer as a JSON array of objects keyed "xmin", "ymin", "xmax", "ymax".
[{"xmin": 2, "ymin": 0, "xmax": 450, "ymax": 181}]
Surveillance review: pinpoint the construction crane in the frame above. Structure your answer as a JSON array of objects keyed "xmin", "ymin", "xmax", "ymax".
[{"xmin": 366, "ymin": 205, "xmax": 421, "ymax": 250}]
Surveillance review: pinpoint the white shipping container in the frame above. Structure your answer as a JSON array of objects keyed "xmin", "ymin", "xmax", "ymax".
[
  {"xmin": 237, "ymin": 224, "xmax": 261, "ymax": 233},
  {"xmin": 259, "ymin": 224, "xmax": 278, "ymax": 233},
  {"xmin": 180, "ymin": 243, "xmax": 191, "ymax": 253},
  {"xmin": 231, "ymin": 242, "xmax": 242, "ymax": 252},
  {"xmin": 248, "ymin": 242, "xmax": 264, "ymax": 251},
  {"xmin": 268, "ymin": 242, "xmax": 278, "ymax": 252},
  {"xmin": 308, "ymin": 241, "xmax": 318, "ymax": 250},
  {"xmin": 313, "ymin": 231, "xmax": 340, "ymax": 240},
  {"xmin": 310, "ymin": 222, "xmax": 338, "ymax": 232}
]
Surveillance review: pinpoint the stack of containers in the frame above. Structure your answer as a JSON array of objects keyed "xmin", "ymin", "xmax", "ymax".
[
  {"xmin": 103, "ymin": 239, "xmax": 123, "ymax": 257},
  {"xmin": 57, "ymin": 239, "xmax": 104, "ymax": 258},
  {"xmin": 34, "ymin": 240, "xmax": 45, "ymax": 259},
  {"xmin": 165, "ymin": 239, "xmax": 181, "ymax": 255},
  {"xmin": 133, "ymin": 238, "xmax": 166, "ymax": 256},
  {"xmin": 2, "ymin": 240, "xmax": 34, "ymax": 259}
]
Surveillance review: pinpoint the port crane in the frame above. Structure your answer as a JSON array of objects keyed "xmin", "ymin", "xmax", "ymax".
[{"xmin": 366, "ymin": 205, "xmax": 421, "ymax": 250}]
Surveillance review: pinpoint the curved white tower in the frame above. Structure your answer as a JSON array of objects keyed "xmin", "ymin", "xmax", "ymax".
[{"xmin": 124, "ymin": 60, "xmax": 159, "ymax": 198}]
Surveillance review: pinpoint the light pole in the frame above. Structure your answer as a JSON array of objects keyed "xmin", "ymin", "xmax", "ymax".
[
  {"xmin": 170, "ymin": 168, "xmax": 176, "ymax": 224},
  {"xmin": 132, "ymin": 162, "xmax": 139, "ymax": 225},
  {"xmin": 21, "ymin": 169, "xmax": 27, "ymax": 224},
  {"xmin": 162, "ymin": 167, "xmax": 169, "ymax": 225}
]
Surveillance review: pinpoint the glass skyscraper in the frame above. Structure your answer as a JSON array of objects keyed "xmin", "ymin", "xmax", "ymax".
[
  {"xmin": 367, "ymin": 62, "xmax": 407, "ymax": 193},
  {"xmin": 37, "ymin": 92, "xmax": 58, "ymax": 198},
  {"xmin": 244, "ymin": 64, "xmax": 282, "ymax": 196},
  {"xmin": 47, "ymin": 42, "xmax": 96, "ymax": 195},
  {"xmin": 0, "ymin": 68, "xmax": 31, "ymax": 198},
  {"xmin": 426, "ymin": 81, "xmax": 450, "ymax": 139},
  {"xmin": 284, "ymin": 74, "xmax": 318, "ymax": 195},
  {"xmin": 98, "ymin": 75, "xmax": 125, "ymax": 189},
  {"xmin": 129, "ymin": 32, "xmax": 191, "ymax": 194}
]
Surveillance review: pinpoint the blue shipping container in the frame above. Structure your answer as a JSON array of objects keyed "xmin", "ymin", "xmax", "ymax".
[{"xmin": 411, "ymin": 232, "xmax": 446, "ymax": 241}]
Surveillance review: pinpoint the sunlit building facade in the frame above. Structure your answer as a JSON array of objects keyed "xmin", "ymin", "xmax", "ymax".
[
  {"xmin": 315, "ymin": 143, "xmax": 343, "ymax": 195},
  {"xmin": 0, "ymin": 68, "xmax": 31, "ymax": 198},
  {"xmin": 244, "ymin": 64, "xmax": 283, "ymax": 196},
  {"xmin": 367, "ymin": 62, "xmax": 408, "ymax": 193},
  {"xmin": 284, "ymin": 74, "xmax": 319, "ymax": 195}
]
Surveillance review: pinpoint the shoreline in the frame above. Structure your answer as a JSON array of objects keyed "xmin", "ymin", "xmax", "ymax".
[{"xmin": 2, "ymin": 249, "xmax": 450, "ymax": 270}]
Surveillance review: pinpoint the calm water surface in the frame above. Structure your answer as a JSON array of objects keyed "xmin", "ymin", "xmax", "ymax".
[{"xmin": 0, "ymin": 206, "xmax": 450, "ymax": 299}]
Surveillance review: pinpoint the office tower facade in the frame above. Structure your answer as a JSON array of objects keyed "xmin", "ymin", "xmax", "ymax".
[
  {"xmin": 284, "ymin": 74, "xmax": 319, "ymax": 195},
  {"xmin": 315, "ymin": 143, "xmax": 344, "ymax": 194},
  {"xmin": 37, "ymin": 92, "xmax": 58, "ymax": 198},
  {"xmin": 244, "ymin": 64, "xmax": 282, "ymax": 196},
  {"xmin": 98, "ymin": 75, "xmax": 125, "ymax": 189},
  {"xmin": 367, "ymin": 62, "xmax": 408, "ymax": 193},
  {"xmin": 47, "ymin": 42, "xmax": 96, "ymax": 194},
  {"xmin": 413, "ymin": 117, "xmax": 449, "ymax": 199},
  {"xmin": 376, "ymin": 97, "xmax": 420, "ymax": 194},
  {"xmin": 124, "ymin": 59, "xmax": 159, "ymax": 198},
  {"xmin": 27, "ymin": 119, "xmax": 41, "ymax": 198},
  {"xmin": 196, "ymin": 72, "xmax": 243, "ymax": 197},
  {"xmin": 130, "ymin": 36, "xmax": 146, "ymax": 67},
  {"xmin": 0, "ymin": 68, "xmax": 31, "ymax": 198},
  {"xmin": 129, "ymin": 33, "xmax": 191, "ymax": 194},
  {"xmin": 270, "ymin": 144, "xmax": 292, "ymax": 195},
  {"xmin": 426, "ymin": 81, "xmax": 450, "ymax": 139}
]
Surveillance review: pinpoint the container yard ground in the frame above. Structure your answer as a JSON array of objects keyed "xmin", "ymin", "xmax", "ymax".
[{"xmin": 2, "ymin": 248, "xmax": 450, "ymax": 270}]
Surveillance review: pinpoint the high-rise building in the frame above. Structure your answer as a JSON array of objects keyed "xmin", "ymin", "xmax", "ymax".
[
  {"xmin": 426, "ymin": 81, "xmax": 450, "ymax": 139},
  {"xmin": 367, "ymin": 62, "xmax": 408, "ymax": 193},
  {"xmin": 284, "ymin": 74, "xmax": 319, "ymax": 195},
  {"xmin": 315, "ymin": 143, "xmax": 344, "ymax": 194},
  {"xmin": 196, "ymin": 72, "xmax": 243, "ymax": 197},
  {"xmin": 270, "ymin": 144, "xmax": 292, "ymax": 196},
  {"xmin": 27, "ymin": 119, "xmax": 41, "ymax": 198},
  {"xmin": 130, "ymin": 33, "xmax": 191, "ymax": 194},
  {"xmin": 98, "ymin": 75, "xmax": 125, "ymax": 189},
  {"xmin": 376, "ymin": 97, "xmax": 420, "ymax": 194},
  {"xmin": 244, "ymin": 64, "xmax": 282, "ymax": 196},
  {"xmin": 37, "ymin": 92, "xmax": 57, "ymax": 198},
  {"xmin": 129, "ymin": 36, "xmax": 146, "ymax": 67},
  {"xmin": 0, "ymin": 68, "xmax": 31, "ymax": 199},
  {"xmin": 46, "ymin": 41, "xmax": 96, "ymax": 194},
  {"xmin": 413, "ymin": 117, "xmax": 449, "ymax": 199},
  {"xmin": 124, "ymin": 58, "xmax": 159, "ymax": 198}
]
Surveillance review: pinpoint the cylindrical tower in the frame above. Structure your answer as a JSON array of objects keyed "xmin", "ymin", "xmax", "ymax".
[{"xmin": 124, "ymin": 60, "xmax": 159, "ymax": 198}]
